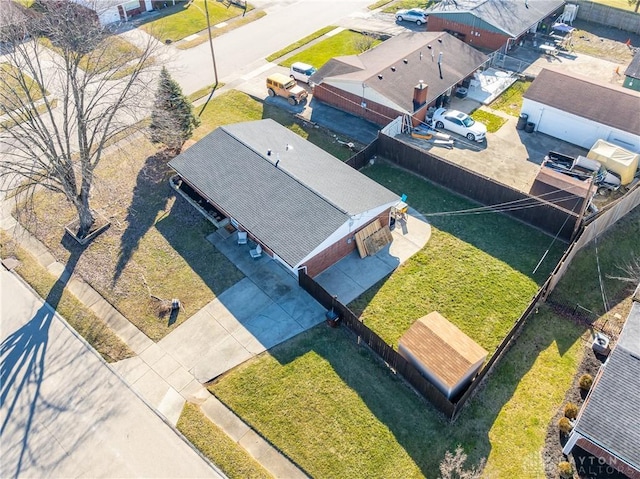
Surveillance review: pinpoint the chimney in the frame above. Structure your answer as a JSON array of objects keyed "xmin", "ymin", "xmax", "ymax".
[{"xmin": 413, "ymin": 81, "xmax": 428, "ymax": 111}]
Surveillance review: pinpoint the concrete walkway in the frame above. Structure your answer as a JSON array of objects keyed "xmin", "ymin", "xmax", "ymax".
[{"xmin": 0, "ymin": 206, "xmax": 307, "ymax": 479}]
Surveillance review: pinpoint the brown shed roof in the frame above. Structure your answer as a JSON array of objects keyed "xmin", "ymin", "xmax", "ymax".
[
  {"xmin": 399, "ymin": 312, "xmax": 487, "ymax": 388},
  {"xmin": 523, "ymin": 68, "xmax": 640, "ymax": 136}
]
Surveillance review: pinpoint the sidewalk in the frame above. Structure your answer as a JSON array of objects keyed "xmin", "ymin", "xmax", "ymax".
[{"xmin": 0, "ymin": 203, "xmax": 307, "ymax": 479}]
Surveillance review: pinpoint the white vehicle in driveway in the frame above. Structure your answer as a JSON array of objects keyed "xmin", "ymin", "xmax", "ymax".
[
  {"xmin": 432, "ymin": 108, "xmax": 487, "ymax": 142},
  {"xmin": 395, "ymin": 8, "xmax": 428, "ymax": 25},
  {"xmin": 289, "ymin": 62, "xmax": 317, "ymax": 84}
]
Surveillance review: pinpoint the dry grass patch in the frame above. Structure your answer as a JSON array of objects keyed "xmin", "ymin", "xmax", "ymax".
[
  {"xmin": 177, "ymin": 403, "xmax": 273, "ymax": 479},
  {"xmin": 15, "ymin": 137, "xmax": 243, "ymax": 341}
]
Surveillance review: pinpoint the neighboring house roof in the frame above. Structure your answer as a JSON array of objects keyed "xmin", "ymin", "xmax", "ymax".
[
  {"xmin": 0, "ymin": 1, "xmax": 29, "ymax": 31},
  {"xmin": 523, "ymin": 68, "xmax": 640, "ymax": 136},
  {"xmin": 625, "ymin": 50, "xmax": 640, "ymax": 80},
  {"xmin": 312, "ymin": 31, "xmax": 488, "ymax": 115},
  {"xmin": 399, "ymin": 312, "xmax": 487, "ymax": 389},
  {"xmin": 427, "ymin": 0, "xmax": 565, "ymax": 37},
  {"xmin": 168, "ymin": 119, "xmax": 398, "ymax": 268},
  {"xmin": 571, "ymin": 300, "xmax": 640, "ymax": 472}
]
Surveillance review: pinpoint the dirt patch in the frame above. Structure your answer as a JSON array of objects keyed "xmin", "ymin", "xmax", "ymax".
[{"xmin": 570, "ymin": 19, "xmax": 639, "ymax": 64}]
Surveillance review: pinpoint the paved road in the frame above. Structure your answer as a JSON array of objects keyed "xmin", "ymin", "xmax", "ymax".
[
  {"xmin": 166, "ymin": 0, "xmax": 372, "ymax": 93},
  {"xmin": 0, "ymin": 268, "xmax": 225, "ymax": 479}
]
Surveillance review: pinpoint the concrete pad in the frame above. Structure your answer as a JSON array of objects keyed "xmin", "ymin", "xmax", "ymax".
[
  {"xmin": 66, "ymin": 279, "xmax": 104, "ymax": 308},
  {"xmin": 278, "ymin": 290, "xmax": 325, "ymax": 329},
  {"xmin": 213, "ymin": 277, "xmax": 273, "ymax": 323},
  {"xmin": 192, "ymin": 334, "xmax": 253, "ymax": 382},
  {"xmin": 232, "ymin": 302, "xmax": 305, "ymax": 353},
  {"xmin": 315, "ymin": 265, "xmax": 367, "ymax": 305},
  {"xmin": 166, "ymin": 366, "xmax": 195, "ymax": 392},
  {"xmin": 238, "ymin": 429, "xmax": 308, "ymax": 479},
  {"xmin": 159, "ymin": 307, "xmax": 230, "ymax": 369},
  {"xmin": 111, "ymin": 356, "xmax": 150, "ymax": 384},
  {"xmin": 180, "ymin": 379, "xmax": 210, "ymax": 403},
  {"xmin": 152, "ymin": 352, "xmax": 183, "ymax": 378},
  {"xmin": 130, "ymin": 367, "xmax": 171, "ymax": 408},
  {"xmin": 335, "ymin": 253, "xmax": 392, "ymax": 290},
  {"xmin": 157, "ymin": 387, "xmax": 185, "ymax": 426},
  {"xmin": 139, "ymin": 343, "xmax": 165, "ymax": 366},
  {"xmin": 200, "ymin": 396, "xmax": 250, "ymax": 442},
  {"xmin": 250, "ymin": 262, "xmax": 299, "ymax": 300}
]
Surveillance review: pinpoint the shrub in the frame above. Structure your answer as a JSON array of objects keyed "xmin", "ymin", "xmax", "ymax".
[
  {"xmin": 564, "ymin": 402, "xmax": 579, "ymax": 419},
  {"xmin": 579, "ymin": 373, "xmax": 593, "ymax": 391},
  {"xmin": 558, "ymin": 417, "xmax": 573, "ymax": 435},
  {"xmin": 558, "ymin": 460, "xmax": 574, "ymax": 478}
]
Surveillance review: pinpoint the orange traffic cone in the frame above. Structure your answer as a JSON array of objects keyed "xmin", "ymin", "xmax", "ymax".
[{"xmin": 625, "ymin": 38, "xmax": 632, "ymax": 47}]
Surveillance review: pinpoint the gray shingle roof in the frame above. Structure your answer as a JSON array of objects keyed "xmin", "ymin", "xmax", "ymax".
[
  {"xmin": 312, "ymin": 32, "xmax": 488, "ymax": 114},
  {"xmin": 572, "ymin": 301, "xmax": 640, "ymax": 470},
  {"xmin": 524, "ymin": 68, "xmax": 640, "ymax": 136},
  {"xmin": 625, "ymin": 50, "xmax": 640, "ymax": 80},
  {"xmin": 168, "ymin": 119, "xmax": 398, "ymax": 268},
  {"xmin": 427, "ymin": 0, "xmax": 565, "ymax": 37}
]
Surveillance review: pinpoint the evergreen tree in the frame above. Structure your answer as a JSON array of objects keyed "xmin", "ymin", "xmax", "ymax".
[{"xmin": 149, "ymin": 67, "xmax": 200, "ymax": 152}]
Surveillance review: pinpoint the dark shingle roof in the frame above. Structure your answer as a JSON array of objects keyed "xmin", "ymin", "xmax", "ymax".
[
  {"xmin": 427, "ymin": 0, "xmax": 565, "ymax": 37},
  {"xmin": 572, "ymin": 302, "xmax": 640, "ymax": 469},
  {"xmin": 313, "ymin": 32, "xmax": 487, "ymax": 114},
  {"xmin": 524, "ymin": 68, "xmax": 640, "ymax": 136},
  {"xmin": 625, "ymin": 50, "xmax": 640, "ymax": 80},
  {"xmin": 168, "ymin": 119, "xmax": 398, "ymax": 268}
]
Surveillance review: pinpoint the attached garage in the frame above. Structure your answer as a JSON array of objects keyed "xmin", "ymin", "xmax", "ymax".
[{"xmin": 522, "ymin": 69, "xmax": 640, "ymax": 153}]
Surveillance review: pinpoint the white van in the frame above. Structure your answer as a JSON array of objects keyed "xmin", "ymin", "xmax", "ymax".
[{"xmin": 289, "ymin": 62, "xmax": 317, "ymax": 84}]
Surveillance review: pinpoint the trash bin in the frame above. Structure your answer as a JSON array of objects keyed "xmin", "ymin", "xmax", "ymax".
[
  {"xmin": 516, "ymin": 113, "xmax": 528, "ymax": 130},
  {"xmin": 524, "ymin": 121, "xmax": 535, "ymax": 133}
]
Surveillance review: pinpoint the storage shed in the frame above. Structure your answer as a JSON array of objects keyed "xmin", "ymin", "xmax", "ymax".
[
  {"xmin": 398, "ymin": 312, "xmax": 488, "ymax": 400},
  {"xmin": 530, "ymin": 166, "xmax": 594, "ymax": 213}
]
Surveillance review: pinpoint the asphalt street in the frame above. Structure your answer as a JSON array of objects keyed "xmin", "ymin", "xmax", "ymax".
[{"xmin": 0, "ymin": 268, "xmax": 225, "ymax": 479}]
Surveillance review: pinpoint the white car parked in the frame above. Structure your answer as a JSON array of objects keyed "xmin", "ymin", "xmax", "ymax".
[
  {"xmin": 395, "ymin": 8, "xmax": 428, "ymax": 25},
  {"xmin": 432, "ymin": 108, "xmax": 487, "ymax": 142},
  {"xmin": 289, "ymin": 62, "xmax": 317, "ymax": 84}
]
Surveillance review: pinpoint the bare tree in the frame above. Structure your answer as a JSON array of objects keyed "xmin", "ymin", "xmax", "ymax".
[
  {"xmin": 439, "ymin": 446, "xmax": 486, "ymax": 479},
  {"xmin": 0, "ymin": 1, "xmax": 161, "ymax": 238},
  {"xmin": 629, "ymin": 0, "xmax": 640, "ymax": 13}
]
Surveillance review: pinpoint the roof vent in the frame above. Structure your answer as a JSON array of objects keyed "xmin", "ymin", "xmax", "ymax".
[
  {"xmin": 391, "ymin": 66, "xmax": 396, "ymax": 72},
  {"xmin": 427, "ymin": 44, "xmax": 432, "ymax": 49},
  {"xmin": 403, "ymin": 58, "xmax": 408, "ymax": 64},
  {"xmin": 378, "ymin": 74, "xmax": 383, "ymax": 80}
]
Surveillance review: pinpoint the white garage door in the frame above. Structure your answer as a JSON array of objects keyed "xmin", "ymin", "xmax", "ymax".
[{"xmin": 537, "ymin": 109, "xmax": 600, "ymax": 150}]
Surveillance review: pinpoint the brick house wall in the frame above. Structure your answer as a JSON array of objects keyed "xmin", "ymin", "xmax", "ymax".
[
  {"xmin": 302, "ymin": 209, "xmax": 391, "ymax": 277},
  {"xmin": 313, "ymin": 84, "xmax": 430, "ymax": 128},
  {"xmin": 427, "ymin": 17, "xmax": 509, "ymax": 51}
]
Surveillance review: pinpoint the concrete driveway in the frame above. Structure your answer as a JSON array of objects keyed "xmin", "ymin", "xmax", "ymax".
[{"xmin": 158, "ymin": 231, "xmax": 326, "ymax": 383}]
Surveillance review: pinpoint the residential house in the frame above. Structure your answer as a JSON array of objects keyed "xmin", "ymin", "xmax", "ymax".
[
  {"xmin": 623, "ymin": 50, "xmax": 640, "ymax": 92},
  {"xmin": 522, "ymin": 68, "xmax": 640, "ymax": 153},
  {"xmin": 426, "ymin": 0, "xmax": 565, "ymax": 52},
  {"xmin": 562, "ymin": 287, "xmax": 640, "ymax": 479},
  {"xmin": 311, "ymin": 31, "xmax": 488, "ymax": 128},
  {"xmin": 168, "ymin": 119, "xmax": 400, "ymax": 277},
  {"xmin": 71, "ymin": 0, "xmax": 168, "ymax": 25}
]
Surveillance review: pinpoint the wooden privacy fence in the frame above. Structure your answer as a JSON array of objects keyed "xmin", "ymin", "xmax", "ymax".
[
  {"xmin": 376, "ymin": 132, "xmax": 580, "ymax": 241},
  {"xmin": 299, "ymin": 270, "xmax": 553, "ymax": 421}
]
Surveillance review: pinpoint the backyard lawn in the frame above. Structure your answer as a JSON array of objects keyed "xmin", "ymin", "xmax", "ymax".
[
  {"xmin": 488, "ymin": 80, "xmax": 531, "ymax": 117},
  {"xmin": 349, "ymin": 162, "xmax": 566, "ymax": 354},
  {"xmin": 279, "ymin": 30, "xmax": 383, "ymax": 69},
  {"xmin": 210, "ymin": 306, "xmax": 586, "ymax": 478},
  {"xmin": 140, "ymin": 0, "xmax": 248, "ymax": 43}
]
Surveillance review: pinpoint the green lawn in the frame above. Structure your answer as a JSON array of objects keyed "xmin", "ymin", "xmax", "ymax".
[
  {"xmin": 195, "ymin": 89, "xmax": 356, "ymax": 160},
  {"xmin": 210, "ymin": 306, "xmax": 585, "ymax": 478},
  {"xmin": 350, "ymin": 162, "xmax": 565, "ymax": 354},
  {"xmin": 488, "ymin": 80, "xmax": 531, "ymax": 117},
  {"xmin": 177, "ymin": 403, "xmax": 272, "ymax": 479},
  {"xmin": 471, "ymin": 109, "xmax": 507, "ymax": 133},
  {"xmin": 140, "ymin": 0, "xmax": 247, "ymax": 43},
  {"xmin": 266, "ymin": 26, "xmax": 336, "ymax": 62},
  {"xmin": 279, "ymin": 30, "xmax": 382, "ymax": 69}
]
